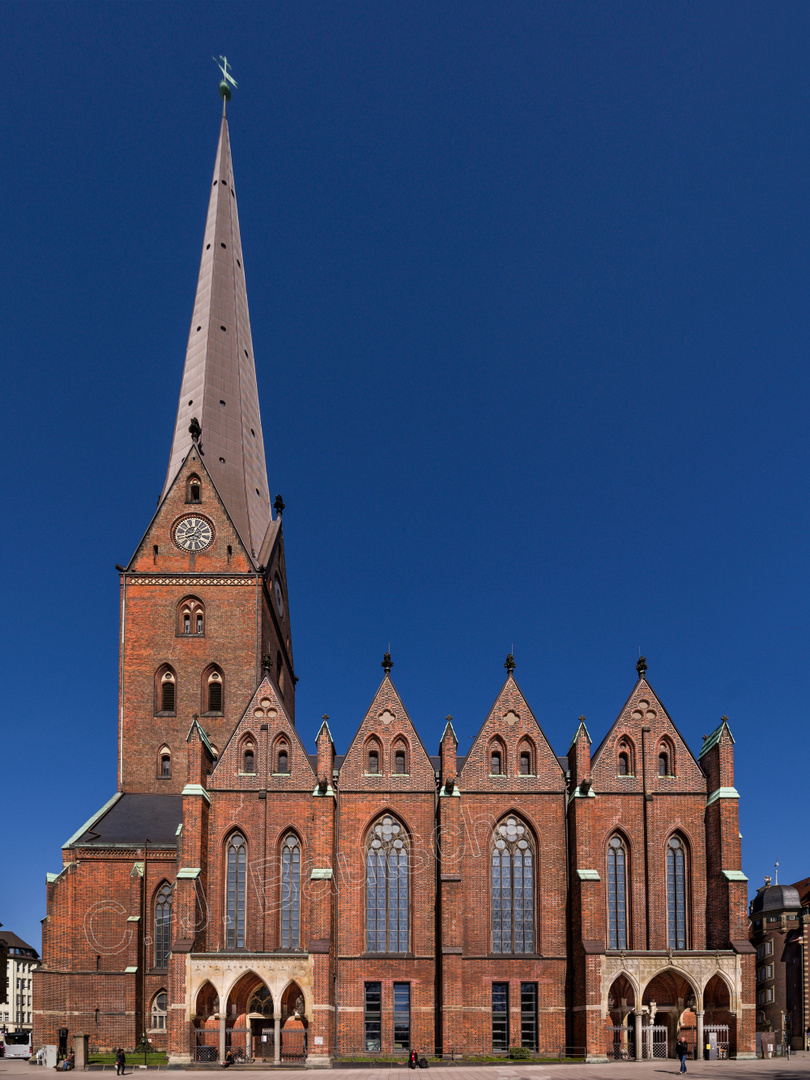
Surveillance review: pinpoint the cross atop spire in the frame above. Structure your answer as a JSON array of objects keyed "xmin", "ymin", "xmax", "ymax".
[{"xmin": 161, "ymin": 102, "xmax": 272, "ymax": 559}]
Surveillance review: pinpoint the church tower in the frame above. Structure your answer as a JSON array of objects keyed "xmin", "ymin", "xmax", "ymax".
[{"xmin": 118, "ymin": 93, "xmax": 295, "ymax": 793}]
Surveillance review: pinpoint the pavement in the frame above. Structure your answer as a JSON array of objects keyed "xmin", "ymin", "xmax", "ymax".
[{"xmin": 1, "ymin": 1056, "xmax": 808, "ymax": 1080}]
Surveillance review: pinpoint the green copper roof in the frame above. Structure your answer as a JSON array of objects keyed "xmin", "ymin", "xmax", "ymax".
[
  {"xmin": 567, "ymin": 717, "xmax": 593, "ymax": 754},
  {"xmin": 699, "ymin": 717, "xmax": 735, "ymax": 759}
]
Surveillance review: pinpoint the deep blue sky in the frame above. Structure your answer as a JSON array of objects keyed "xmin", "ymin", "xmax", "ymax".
[{"xmin": 4, "ymin": 2, "xmax": 809, "ymax": 952}]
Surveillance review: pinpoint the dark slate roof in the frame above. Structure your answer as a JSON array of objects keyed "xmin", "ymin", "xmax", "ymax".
[
  {"xmin": 750, "ymin": 883, "xmax": 801, "ymax": 916},
  {"xmin": 0, "ymin": 931, "xmax": 39, "ymax": 958},
  {"xmin": 69, "ymin": 793, "xmax": 183, "ymax": 847}
]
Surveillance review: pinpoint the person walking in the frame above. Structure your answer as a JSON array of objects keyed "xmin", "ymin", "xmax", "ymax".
[
  {"xmin": 676, "ymin": 1035, "xmax": 688, "ymax": 1074},
  {"xmin": 115, "ymin": 1048, "xmax": 126, "ymax": 1076}
]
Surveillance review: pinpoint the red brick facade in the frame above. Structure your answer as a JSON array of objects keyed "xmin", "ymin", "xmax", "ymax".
[{"xmin": 33, "ymin": 103, "xmax": 755, "ymax": 1065}]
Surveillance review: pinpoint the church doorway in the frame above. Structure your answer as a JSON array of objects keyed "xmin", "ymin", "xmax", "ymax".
[
  {"xmin": 606, "ymin": 975, "xmax": 636, "ymax": 1059},
  {"xmin": 280, "ymin": 982, "xmax": 308, "ymax": 1062},
  {"xmin": 192, "ymin": 982, "xmax": 220, "ymax": 1062},
  {"xmin": 642, "ymin": 970, "xmax": 697, "ymax": 1059},
  {"xmin": 703, "ymin": 974, "xmax": 733, "ymax": 1058},
  {"xmin": 247, "ymin": 985, "xmax": 275, "ymax": 1062}
]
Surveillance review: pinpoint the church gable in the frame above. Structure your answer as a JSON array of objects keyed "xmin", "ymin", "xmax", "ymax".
[
  {"xmin": 338, "ymin": 676, "xmax": 435, "ymax": 790},
  {"xmin": 591, "ymin": 677, "xmax": 705, "ymax": 792},
  {"xmin": 460, "ymin": 676, "xmax": 565, "ymax": 790},
  {"xmin": 127, "ymin": 446, "xmax": 253, "ymax": 574},
  {"xmin": 208, "ymin": 677, "xmax": 315, "ymax": 791}
]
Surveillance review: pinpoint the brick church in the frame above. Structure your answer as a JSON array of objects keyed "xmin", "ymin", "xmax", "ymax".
[{"xmin": 33, "ymin": 87, "xmax": 756, "ymax": 1064}]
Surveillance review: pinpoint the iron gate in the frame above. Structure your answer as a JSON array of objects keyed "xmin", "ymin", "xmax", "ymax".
[
  {"xmin": 192, "ymin": 1027, "xmax": 219, "ymax": 1063},
  {"xmin": 705, "ymin": 1024, "xmax": 729, "ymax": 1059},
  {"xmin": 640, "ymin": 1024, "xmax": 668, "ymax": 1059},
  {"xmin": 281, "ymin": 1029, "xmax": 308, "ymax": 1062},
  {"xmin": 607, "ymin": 1025, "xmax": 634, "ymax": 1060},
  {"xmin": 255, "ymin": 1026, "xmax": 275, "ymax": 1062}
]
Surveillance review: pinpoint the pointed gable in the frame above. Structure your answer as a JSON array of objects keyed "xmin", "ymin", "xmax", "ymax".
[
  {"xmin": 460, "ymin": 674, "xmax": 565, "ymax": 790},
  {"xmin": 338, "ymin": 676, "xmax": 435, "ymax": 790},
  {"xmin": 209, "ymin": 677, "xmax": 315, "ymax": 792},
  {"xmin": 126, "ymin": 443, "xmax": 254, "ymax": 573},
  {"xmin": 591, "ymin": 676, "xmax": 705, "ymax": 792}
]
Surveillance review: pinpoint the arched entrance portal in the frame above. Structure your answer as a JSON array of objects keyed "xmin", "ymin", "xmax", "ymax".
[
  {"xmin": 642, "ymin": 971, "xmax": 697, "ymax": 1059},
  {"xmin": 247, "ymin": 985, "xmax": 275, "ymax": 1062},
  {"xmin": 703, "ymin": 974, "xmax": 734, "ymax": 1058},
  {"xmin": 280, "ymin": 982, "xmax": 308, "ymax": 1063},
  {"xmin": 192, "ymin": 982, "xmax": 220, "ymax": 1062},
  {"xmin": 226, "ymin": 973, "xmax": 270, "ymax": 1062},
  {"xmin": 606, "ymin": 975, "xmax": 636, "ymax": 1060}
]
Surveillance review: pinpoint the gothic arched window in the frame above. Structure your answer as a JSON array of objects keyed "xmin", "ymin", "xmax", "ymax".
[
  {"xmin": 178, "ymin": 597, "xmax": 204, "ymax": 636},
  {"xmin": 158, "ymin": 746, "xmax": 171, "ymax": 778},
  {"xmin": 281, "ymin": 834, "xmax": 301, "ymax": 948},
  {"xmin": 617, "ymin": 738, "xmax": 635, "ymax": 776},
  {"xmin": 366, "ymin": 739, "xmax": 381, "ymax": 775},
  {"xmin": 658, "ymin": 737, "xmax": 675, "ymax": 777},
  {"xmin": 489, "ymin": 740, "xmax": 505, "ymax": 776},
  {"xmin": 226, "ymin": 832, "xmax": 246, "ymax": 949},
  {"xmin": 518, "ymin": 740, "xmax": 534, "ymax": 775},
  {"xmin": 491, "ymin": 815, "xmax": 534, "ymax": 953},
  {"xmin": 606, "ymin": 835, "xmax": 628, "ymax": 950},
  {"xmin": 393, "ymin": 740, "xmax": 408, "ymax": 774},
  {"xmin": 186, "ymin": 475, "xmax": 202, "ymax": 504},
  {"xmin": 667, "ymin": 835, "xmax": 688, "ymax": 949},
  {"xmin": 242, "ymin": 743, "xmax": 256, "ymax": 774},
  {"xmin": 366, "ymin": 815, "xmax": 408, "ymax": 953},
  {"xmin": 275, "ymin": 740, "xmax": 290, "ymax": 774},
  {"xmin": 154, "ymin": 883, "xmax": 172, "ymax": 968},
  {"xmin": 204, "ymin": 667, "xmax": 223, "ymax": 713},
  {"xmin": 157, "ymin": 667, "xmax": 176, "ymax": 714}
]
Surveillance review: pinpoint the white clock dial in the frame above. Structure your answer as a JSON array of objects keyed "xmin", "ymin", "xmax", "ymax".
[
  {"xmin": 173, "ymin": 515, "xmax": 214, "ymax": 552},
  {"xmin": 274, "ymin": 576, "xmax": 284, "ymax": 617}
]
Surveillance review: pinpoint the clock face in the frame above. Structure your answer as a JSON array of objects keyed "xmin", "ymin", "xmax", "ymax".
[
  {"xmin": 173, "ymin": 515, "xmax": 214, "ymax": 552},
  {"xmin": 274, "ymin": 576, "xmax": 284, "ymax": 617}
]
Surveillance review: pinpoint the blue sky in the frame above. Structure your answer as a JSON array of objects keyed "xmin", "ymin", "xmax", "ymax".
[{"xmin": 4, "ymin": 2, "xmax": 809, "ymax": 951}]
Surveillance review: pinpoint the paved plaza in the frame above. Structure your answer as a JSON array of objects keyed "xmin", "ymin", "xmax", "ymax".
[{"xmin": 1, "ymin": 1056, "xmax": 807, "ymax": 1080}]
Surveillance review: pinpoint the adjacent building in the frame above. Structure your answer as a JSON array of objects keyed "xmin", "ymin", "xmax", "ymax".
[
  {"xmin": 749, "ymin": 877, "xmax": 810, "ymax": 1051},
  {"xmin": 0, "ymin": 931, "xmax": 39, "ymax": 1032},
  {"xmin": 33, "ymin": 89, "xmax": 756, "ymax": 1064}
]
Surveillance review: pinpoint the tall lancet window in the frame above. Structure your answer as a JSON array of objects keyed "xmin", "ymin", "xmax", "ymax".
[
  {"xmin": 281, "ymin": 834, "xmax": 301, "ymax": 948},
  {"xmin": 606, "ymin": 836, "xmax": 628, "ymax": 949},
  {"xmin": 154, "ymin": 883, "xmax": 173, "ymax": 969},
  {"xmin": 491, "ymin": 816, "xmax": 535, "ymax": 953},
  {"xmin": 226, "ymin": 833, "xmax": 247, "ymax": 949},
  {"xmin": 366, "ymin": 815, "xmax": 408, "ymax": 953},
  {"xmin": 667, "ymin": 835, "xmax": 687, "ymax": 949}
]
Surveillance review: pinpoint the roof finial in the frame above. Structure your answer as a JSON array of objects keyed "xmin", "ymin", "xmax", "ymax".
[
  {"xmin": 636, "ymin": 655, "xmax": 647, "ymax": 678},
  {"xmin": 774, "ymin": 859, "xmax": 779, "ymax": 885},
  {"xmin": 381, "ymin": 651, "xmax": 393, "ymax": 675},
  {"xmin": 505, "ymin": 653, "xmax": 516, "ymax": 674},
  {"xmin": 274, "ymin": 494, "xmax": 285, "ymax": 517},
  {"xmin": 189, "ymin": 416, "xmax": 201, "ymax": 442},
  {"xmin": 214, "ymin": 55, "xmax": 237, "ymax": 103}
]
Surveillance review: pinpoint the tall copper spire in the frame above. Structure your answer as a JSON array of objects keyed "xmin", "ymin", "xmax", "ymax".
[{"xmin": 162, "ymin": 101, "xmax": 271, "ymax": 558}]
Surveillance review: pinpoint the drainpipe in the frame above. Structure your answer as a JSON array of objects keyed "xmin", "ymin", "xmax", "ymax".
[
  {"xmin": 333, "ymin": 775, "xmax": 340, "ymax": 1061},
  {"xmin": 641, "ymin": 725, "xmax": 651, "ymax": 951}
]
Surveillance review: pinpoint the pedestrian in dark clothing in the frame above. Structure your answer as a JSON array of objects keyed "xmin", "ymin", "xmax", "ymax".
[
  {"xmin": 115, "ymin": 1049, "xmax": 126, "ymax": 1076},
  {"xmin": 676, "ymin": 1037, "xmax": 688, "ymax": 1073}
]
